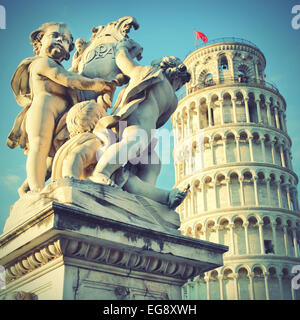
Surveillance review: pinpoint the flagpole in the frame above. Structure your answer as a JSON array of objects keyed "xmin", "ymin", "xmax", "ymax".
[{"xmin": 194, "ymin": 29, "xmax": 197, "ymax": 50}]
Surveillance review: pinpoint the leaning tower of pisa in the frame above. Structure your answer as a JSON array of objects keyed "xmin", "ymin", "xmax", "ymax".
[{"xmin": 172, "ymin": 38, "xmax": 300, "ymax": 300}]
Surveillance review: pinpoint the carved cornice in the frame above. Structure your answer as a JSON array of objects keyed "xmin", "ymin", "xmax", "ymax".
[{"xmin": 4, "ymin": 237, "xmax": 203, "ymax": 284}]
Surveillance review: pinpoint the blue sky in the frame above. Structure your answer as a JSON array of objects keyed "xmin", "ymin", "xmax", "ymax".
[{"xmin": 0, "ymin": 0, "xmax": 299, "ymax": 231}]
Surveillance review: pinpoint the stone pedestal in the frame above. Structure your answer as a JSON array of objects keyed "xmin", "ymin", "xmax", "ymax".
[{"xmin": 0, "ymin": 178, "xmax": 227, "ymax": 300}]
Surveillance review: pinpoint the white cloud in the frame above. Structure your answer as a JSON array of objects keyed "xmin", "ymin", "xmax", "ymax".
[{"xmin": 1, "ymin": 174, "xmax": 21, "ymax": 189}]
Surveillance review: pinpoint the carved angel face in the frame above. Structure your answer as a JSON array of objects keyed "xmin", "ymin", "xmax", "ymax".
[{"xmin": 39, "ymin": 25, "xmax": 72, "ymax": 61}]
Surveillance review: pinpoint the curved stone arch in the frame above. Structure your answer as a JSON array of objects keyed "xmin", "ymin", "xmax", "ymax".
[
  {"xmin": 266, "ymin": 264, "xmax": 280, "ymax": 276},
  {"xmin": 214, "ymin": 172, "xmax": 227, "ymax": 186},
  {"xmin": 181, "ymin": 105, "xmax": 188, "ymax": 123},
  {"xmin": 240, "ymin": 168, "xmax": 256, "ymax": 178},
  {"xmin": 199, "ymin": 95, "xmax": 208, "ymax": 106},
  {"xmin": 235, "ymin": 263, "xmax": 251, "ymax": 275},
  {"xmin": 208, "ymin": 92, "xmax": 221, "ymax": 102},
  {"xmin": 285, "ymin": 217, "xmax": 294, "ymax": 229},
  {"xmin": 211, "ymin": 131, "xmax": 225, "ymax": 141},
  {"xmin": 204, "ymin": 218, "xmax": 217, "ymax": 232},
  {"xmin": 245, "ymin": 89, "xmax": 260, "ymax": 101},
  {"xmin": 221, "ymin": 266, "xmax": 235, "ymax": 278},
  {"xmin": 245, "ymin": 212, "xmax": 262, "ymax": 224},
  {"xmin": 251, "ymin": 263, "xmax": 267, "ymax": 275},
  {"xmin": 207, "ymin": 269, "xmax": 219, "ymax": 280},
  {"xmin": 224, "ymin": 129, "xmax": 237, "ymax": 138},
  {"xmin": 237, "ymin": 128, "xmax": 251, "ymax": 138},
  {"xmin": 279, "ymin": 173, "xmax": 289, "ymax": 185},
  {"xmin": 269, "ymin": 213, "xmax": 284, "ymax": 225},
  {"xmin": 220, "ymin": 90, "xmax": 234, "ymax": 100},
  {"xmin": 260, "ymin": 213, "xmax": 273, "ymax": 225},
  {"xmin": 269, "ymin": 171, "xmax": 280, "ymax": 184},
  {"xmin": 203, "ymin": 133, "xmax": 212, "ymax": 143},
  {"xmin": 227, "ymin": 169, "xmax": 241, "ymax": 179},
  {"xmin": 249, "ymin": 128, "xmax": 262, "ymax": 138},
  {"xmin": 281, "ymin": 265, "xmax": 292, "ymax": 277},
  {"xmin": 201, "ymin": 174, "xmax": 213, "ymax": 185},
  {"xmin": 216, "ymin": 215, "xmax": 231, "ymax": 225},
  {"xmin": 188, "ymin": 100, "xmax": 197, "ymax": 113},
  {"xmin": 233, "ymin": 88, "xmax": 246, "ymax": 98},
  {"xmin": 231, "ymin": 214, "xmax": 247, "ymax": 224}
]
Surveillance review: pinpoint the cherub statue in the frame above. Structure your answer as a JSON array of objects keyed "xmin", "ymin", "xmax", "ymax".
[
  {"xmin": 89, "ymin": 38, "xmax": 191, "ymax": 184},
  {"xmin": 88, "ymin": 38, "xmax": 191, "ymax": 208},
  {"xmin": 51, "ymin": 99, "xmax": 110, "ymax": 180},
  {"xmin": 51, "ymin": 99, "xmax": 189, "ymax": 210},
  {"xmin": 7, "ymin": 22, "xmax": 115, "ymax": 192}
]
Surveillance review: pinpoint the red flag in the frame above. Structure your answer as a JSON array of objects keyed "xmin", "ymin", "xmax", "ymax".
[{"xmin": 195, "ymin": 30, "xmax": 208, "ymax": 43}]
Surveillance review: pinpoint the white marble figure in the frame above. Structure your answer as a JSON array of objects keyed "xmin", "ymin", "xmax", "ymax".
[
  {"xmin": 7, "ymin": 22, "xmax": 115, "ymax": 193},
  {"xmin": 89, "ymin": 38, "xmax": 191, "ymax": 208}
]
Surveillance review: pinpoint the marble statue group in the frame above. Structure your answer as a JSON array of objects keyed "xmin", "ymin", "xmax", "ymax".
[{"xmin": 7, "ymin": 17, "xmax": 191, "ymax": 210}]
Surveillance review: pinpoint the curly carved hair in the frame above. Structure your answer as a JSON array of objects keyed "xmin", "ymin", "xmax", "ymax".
[
  {"xmin": 66, "ymin": 101, "xmax": 107, "ymax": 138},
  {"xmin": 30, "ymin": 22, "xmax": 75, "ymax": 60},
  {"xmin": 151, "ymin": 56, "xmax": 191, "ymax": 88}
]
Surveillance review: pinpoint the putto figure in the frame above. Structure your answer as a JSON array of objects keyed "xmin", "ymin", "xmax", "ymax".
[
  {"xmin": 7, "ymin": 22, "xmax": 115, "ymax": 192},
  {"xmin": 89, "ymin": 38, "xmax": 191, "ymax": 208}
]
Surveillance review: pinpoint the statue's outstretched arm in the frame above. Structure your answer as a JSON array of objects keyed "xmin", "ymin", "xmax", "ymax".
[
  {"xmin": 115, "ymin": 38, "xmax": 142, "ymax": 76},
  {"xmin": 35, "ymin": 58, "xmax": 114, "ymax": 93}
]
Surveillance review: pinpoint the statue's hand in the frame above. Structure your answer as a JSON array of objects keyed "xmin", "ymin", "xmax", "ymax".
[{"xmin": 93, "ymin": 78, "xmax": 116, "ymax": 94}]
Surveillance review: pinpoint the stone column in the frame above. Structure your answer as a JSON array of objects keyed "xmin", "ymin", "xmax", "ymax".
[
  {"xmin": 270, "ymin": 140, "xmax": 276, "ymax": 165},
  {"xmin": 279, "ymin": 144, "xmax": 286, "ymax": 168},
  {"xmin": 276, "ymin": 180, "xmax": 282, "ymax": 208},
  {"xmin": 260, "ymin": 137, "xmax": 266, "ymax": 162},
  {"xmin": 190, "ymin": 187, "xmax": 195, "ymax": 216},
  {"xmin": 213, "ymin": 180, "xmax": 218, "ymax": 209},
  {"xmin": 274, "ymin": 107, "xmax": 280, "ymax": 129},
  {"xmin": 239, "ymin": 177, "xmax": 245, "ymax": 206},
  {"xmin": 248, "ymin": 135, "xmax": 254, "ymax": 162},
  {"xmin": 223, "ymin": 137, "xmax": 227, "ymax": 163},
  {"xmin": 266, "ymin": 102, "xmax": 272, "ymax": 126},
  {"xmin": 292, "ymin": 228, "xmax": 299, "ymax": 257},
  {"xmin": 205, "ymin": 276, "xmax": 210, "ymax": 300},
  {"xmin": 278, "ymin": 274, "xmax": 284, "ymax": 300},
  {"xmin": 258, "ymin": 221, "xmax": 265, "ymax": 254},
  {"xmin": 244, "ymin": 97, "xmax": 250, "ymax": 123},
  {"xmin": 253, "ymin": 176, "xmax": 259, "ymax": 206},
  {"xmin": 208, "ymin": 105, "xmax": 212, "ymax": 127},
  {"xmin": 226, "ymin": 178, "xmax": 231, "ymax": 207},
  {"xmin": 219, "ymin": 99, "xmax": 224, "ymax": 125},
  {"xmin": 249, "ymin": 273, "xmax": 255, "ymax": 300},
  {"xmin": 232, "ymin": 98, "xmax": 237, "ymax": 123},
  {"xmin": 229, "ymin": 223, "xmax": 236, "ymax": 255},
  {"xmin": 243, "ymin": 221, "xmax": 250, "ymax": 254},
  {"xmin": 197, "ymin": 105, "xmax": 202, "ymax": 130},
  {"xmin": 210, "ymin": 141, "xmax": 215, "ymax": 166},
  {"xmin": 271, "ymin": 222, "xmax": 278, "ymax": 254},
  {"xmin": 283, "ymin": 225, "xmax": 289, "ymax": 256},
  {"xmin": 279, "ymin": 111, "xmax": 285, "ymax": 131},
  {"xmin": 256, "ymin": 99, "xmax": 262, "ymax": 123},
  {"xmin": 266, "ymin": 178, "xmax": 272, "ymax": 206},
  {"xmin": 236, "ymin": 136, "xmax": 241, "ymax": 162},
  {"xmin": 218, "ymin": 275, "xmax": 224, "ymax": 300},
  {"xmin": 264, "ymin": 272, "xmax": 270, "ymax": 300},
  {"xmin": 215, "ymin": 224, "xmax": 220, "ymax": 243},
  {"xmin": 232, "ymin": 273, "xmax": 239, "ymax": 300},
  {"xmin": 202, "ymin": 183, "xmax": 206, "ymax": 212},
  {"xmin": 285, "ymin": 185, "xmax": 292, "ymax": 211}
]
